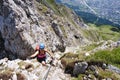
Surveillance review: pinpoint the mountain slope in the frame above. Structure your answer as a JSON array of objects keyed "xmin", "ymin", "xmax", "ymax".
[
  {"xmin": 56, "ymin": 0, "xmax": 120, "ymax": 27},
  {"xmin": 0, "ymin": 0, "xmax": 91, "ymax": 59},
  {"xmin": 0, "ymin": 0, "xmax": 120, "ymax": 80}
]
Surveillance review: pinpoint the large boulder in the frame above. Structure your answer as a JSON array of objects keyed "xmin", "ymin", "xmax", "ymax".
[{"xmin": 73, "ymin": 61, "xmax": 88, "ymax": 76}]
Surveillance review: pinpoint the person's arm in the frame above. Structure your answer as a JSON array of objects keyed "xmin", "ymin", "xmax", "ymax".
[
  {"xmin": 30, "ymin": 51, "xmax": 39, "ymax": 58},
  {"xmin": 45, "ymin": 49, "xmax": 54, "ymax": 59}
]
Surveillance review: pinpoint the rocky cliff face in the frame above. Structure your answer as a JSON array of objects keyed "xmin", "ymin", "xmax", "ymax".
[{"xmin": 0, "ymin": 0, "xmax": 88, "ymax": 59}]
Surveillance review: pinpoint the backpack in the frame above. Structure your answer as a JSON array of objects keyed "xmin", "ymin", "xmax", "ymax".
[{"xmin": 35, "ymin": 45, "xmax": 40, "ymax": 51}]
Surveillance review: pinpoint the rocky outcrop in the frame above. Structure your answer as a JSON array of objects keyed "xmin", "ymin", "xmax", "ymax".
[
  {"xmin": 85, "ymin": 40, "xmax": 120, "ymax": 56},
  {"xmin": 0, "ymin": 58, "xmax": 70, "ymax": 80},
  {"xmin": 1, "ymin": 57, "xmax": 119, "ymax": 80},
  {"xmin": 0, "ymin": 0, "xmax": 89, "ymax": 59},
  {"xmin": 61, "ymin": 60, "xmax": 120, "ymax": 79},
  {"xmin": 108, "ymin": 65, "xmax": 120, "ymax": 74},
  {"xmin": 73, "ymin": 62, "xmax": 88, "ymax": 76}
]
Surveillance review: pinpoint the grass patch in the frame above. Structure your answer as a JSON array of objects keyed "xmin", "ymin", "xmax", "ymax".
[
  {"xmin": 81, "ymin": 28, "xmax": 101, "ymax": 42},
  {"xmin": 42, "ymin": 5, "xmax": 48, "ymax": 13},
  {"xmin": 85, "ymin": 47, "xmax": 120, "ymax": 68},
  {"xmin": 72, "ymin": 74, "xmax": 84, "ymax": 80},
  {"xmin": 97, "ymin": 68, "xmax": 120, "ymax": 80},
  {"xmin": 60, "ymin": 25, "xmax": 67, "ymax": 38},
  {"xmin": 45, "ymin": 0, "xmax": 62, "ymax": 15},
  {"xmin": 81, "ymin": 42, "xmax": 103, "ymax": 51},
  {"xmin": 60, "ymin": 52, "xmax": 80, "ymax": 67},
  {"xmin": 61, "ymin": 45, "xmax": 120, "ymax": 79},
  {"xmin": 43, "ymin": 0, "xmax": 79, "ymax": 27},
  {"xmin": 87, "ymin": 23, "xmax": 120, "ymax": 41}
]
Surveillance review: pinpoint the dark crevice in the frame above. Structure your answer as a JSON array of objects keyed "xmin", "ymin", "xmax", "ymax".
[
  {"xmin": 74, "ymin": 34, "xmax": 79, "ymax": 39},
  {"xmin": 0, "ymin": 32, "xmax": 5, "ymax": 52},
  {"xmin": 0, "ymin": 0, "xmax": 3, "ymax": 15},
  {"xmin": 51, "ymin": 22, "xmax": 66, "ymax": 52},
  {"xmin": 0, "ymin": 32, "xmax": 18, "ymax": 60}
]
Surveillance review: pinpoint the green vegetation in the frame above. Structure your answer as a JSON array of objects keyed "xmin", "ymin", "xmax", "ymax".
[
  {"xmin": 62, "ymin": 47, "xmax": 120, "ymax": 68},
  {"xmin": 61, "ymin": 52, "xmax": 79, "ymax": 65},
  {"xmin": 44, "ymin": 0, "xmax": 61, "ymax": 15},
  {"xmin": 82, "ymin": 29, "xmax": 101, "ymax": 42},
  {"xmin": 72, "ymin": 74, "xmax": 84, "ymax": 80},
  {"xmin": 82, "ymin": 23, "xmax": 120, "ymax": 42},
  {"xmin": 90, "ymin": 25, "xmax": 120, "ymax": 41},
  {"xmin": 39, "ymin": 0, "xmax": 120, "ymax": 42},
  {"xmin": 42, "ymin": 5, "xmax": 48, "ymax": 13},
  {"xmin": 86, "ymin": 47, "xmax": 120, "ymax": 68},
  {"xmin": 98, "ymin": 69, "xmax": 119, "ymax": 80},
  {"xmin": 76, "ymin": 11, "xmax": 120, "ymax": 28},
  {"xmin": 81, "ymin": 42, "xmax": 103, "ymax": 51},
  {"xmin": 42, "ymin": 0, "xmax": 79, "ymax": 26},
  {"xmin": 98, "ymin": 25, "xmax": 120, "ymax": 41},
  {"xmin": 81, "ymin": 24, "xmax": 101, "ymax": 42},
  {"xmin": 18, "ymin": 61, "xmax": 27, "ymax": 67},
  {"xmin": 62, "ymin": 42, "xmax": 120, "ymax": 79},
  {"xmin": 72, "ymin": 68, "xmax": 119, "ymax": 80},
  {"xmin": 65, "ymin": 47, "xmax": 120, "ymax": 80},
  {"xmin": 60, "ymin": 25, "xmax": 67, "ymax": 38}
]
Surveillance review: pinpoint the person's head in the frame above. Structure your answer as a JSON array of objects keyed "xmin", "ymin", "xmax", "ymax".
[{"xmin": 39, "ymin": 43, "xmax": 45, "ymax": 50}]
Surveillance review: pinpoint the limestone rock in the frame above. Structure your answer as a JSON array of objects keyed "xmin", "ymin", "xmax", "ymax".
[
  {"xmin": 0, "ymin": 0, "xmax": 88, "ymax": 59},
  {"xmin": 73, "ymin": 62, "xmax": 88, "ymax": 76},
  {"xmin": 108, "ymin": 65, "xmax": 120, "ymax": 74}
]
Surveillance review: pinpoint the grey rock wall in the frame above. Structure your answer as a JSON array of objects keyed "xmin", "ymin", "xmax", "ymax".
[{"xmin": 0, "ymin": 0, "xmax": 88, "ymax": 59}]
